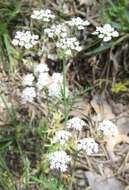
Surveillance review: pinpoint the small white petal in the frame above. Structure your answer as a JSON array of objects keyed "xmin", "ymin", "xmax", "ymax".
[
  {"xmin": 103, "ymin": 36, "xmax": 112, "ymax": 42},
  {"xmin": 112, "ymin": 31, "xmax": 119, "ymax": 37}
]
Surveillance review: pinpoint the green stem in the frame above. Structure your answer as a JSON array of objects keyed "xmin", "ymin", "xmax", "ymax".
[{"xmin": 3, "ymin": 34, "xmax": 14, "ymax": 73}]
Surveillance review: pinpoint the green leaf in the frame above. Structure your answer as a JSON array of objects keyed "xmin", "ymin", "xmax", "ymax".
[
  {"xmin": 111, "ymin": 82, "xmax": 128, "ymax": 93},
  {"xmin": 85, "ymin": 42, "xmax": 113, "ymax": 56},
  {"xmin": 0, "ymin": 22, "xmax": 7, "ymax": 35},
  {"xmin": 0, "ymin": 141, "xmax": 12, "ymax": 150},
  {"xmin": 124, "ymin": 10, "xmax": 129, "ymax": 24}
]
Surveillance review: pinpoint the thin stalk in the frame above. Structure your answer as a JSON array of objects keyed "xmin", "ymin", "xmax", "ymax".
[
  {"xmin": 3, "ymin": 34, "xmax": 14, "ymax": 73},
  {"xmin": 16, "ymin": 141, "xmax": 29, "ymax": 190},
  {"xmin": 69, "ymin": 152, "xmax": 77, "ymax": 190},
  {"xmin": 63, "ymin": 58, "xmax": 69, "ymax": 127},
  {"xmin": 100, "ymin": 0, "xmax": 105, "ymax": 23}
]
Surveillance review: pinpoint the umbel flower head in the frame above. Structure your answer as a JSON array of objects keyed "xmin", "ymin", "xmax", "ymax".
[
  {"xmin": 97, "ymin": 120, "xmax": 118, "ymax": 137},
  {"xmin": 22, "ymin": 87, "xmax": 36, "ymax": 103},
  {"xmin": 56, "ymin": 37, "xmax": 82, "ymax": 56},
  {"xmin": 92, "ymin": 24, "xmax": 119, "ymax": 42},
  {"xmin": 77, "ymin": 137, "xmax": 99, "ymax": 155},
  {"xmin": 22, "ymin": 73, "xmax": 34, "ymax": 86},
  {"xmin": 36, "ymin": 73, "xmax": 50, "ymax": 90},
  {"xmin": 66, "ymin": 117, "xmax": 86, "ymax": 131},
  {"xmin": 48, "ymin": 150, "xmax": 71, "ymax": 172},
  {"xmin": 48, "ymin": 72, "xmax": 69, "ymax": 98},
  {"xmin": 44, "ymin": 23, "xmax": 68, "ymax": 38},
  {"xmin": 34, "ymin": 63, "xmax": 49, "ymax": 75},
  {"xmin": 53, "ymin": 130, "xmax": 72, "ymax": 144},
  {"xmin": 22, "ymin": 74, "xmax": 35, "ymax": 86},
  {"xmin": 66, "ymin": 17, "xmax": 90, "ymax": 30},
  {"xmin": 12, "ymin": 30, "xmax": 39, "ymax": 49},
  {"xmin": 31, "ymin": 9, "xmax": 55, "ymax": 22}
]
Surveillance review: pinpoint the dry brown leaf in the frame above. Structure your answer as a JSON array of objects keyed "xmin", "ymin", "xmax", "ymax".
[
  {"xmin": 91, "ymin": 94, "xmax": 129, "ymax": 161},
  {"xmin": 91, "ymin": 94, "xmax": 115, "ymax": 121},
  {"xmin": 116, "ymin": 113, "xmax": 129, "ymax": 135},
  {"xmin": 104, "ymin": 133, "xmax": 129, "ymax": 161},
  {"xmin": 69, "ymin": 97, "xmax": 91, "ymax": 118}
]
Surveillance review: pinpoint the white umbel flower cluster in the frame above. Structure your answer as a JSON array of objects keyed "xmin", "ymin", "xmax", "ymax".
[
  {"xmin": 22, "ymin": 73, "xmax": 36, "ymax": 103},
  {"xmin": 97, "ymin": 120, "xmax": 118, "ymax": 137},
  {"xmin": 34, "ymin": 63, "xmax": 50, "ymax": 90},
  {"xmin": 66, "ymin": 17, "xmax": 90, "ymax": 30},
  {"xmin": 12, "ymin": 30, "xmax": 39, "ymax": 49},
  {"xmin": 48, "ymin": 72, "xmax": 68, "ymax": 98},
  {"xmin": 22, "ymin": 74, "xmax": 34, "ymax": 86},
  {"xmin": 51, "ymin": 73, "xmax": 63, "ymax": 84},
  {"xmin": 31, "ymin": 9, "xmax": 55, "ymax": 22},
  {"xmin": 34, "ymin": 63, "xmax": 49, "ymax": 74},
  {"xmin": 92, "ymin": 24, "xmax": 119, "ymax": 42},
  {"xmin": 44, "ymin": 24, "xmax": 68, "ymax": 38},
  {"xmin": 48, "ymin": 82, "xmax": 62, "ymax": 97},
  {"xmin": 37, "ymin": 73, "xmax": 50, "ymax": 90},
  {"xmin": 22, "ymin": 87, "xmax": 36, "ymax": 103},
  {"xmin": 77, "ymin": 138, "xmax": 99, "ymax": 155},
  {"xmin": 34, "ymin": 64, "xmax": 65, "ymax": 96},
  {"xmin": 66, "ymin": 117, "xmax": 86, "ymax": 131},
  {"xmin": 56, "ymin": 37, "xmax": 82, "ymax": 56},
  {"xmin": 49, "ymin": 150, "xmax": 71, "ymax": 172},
  {"xmin": 53, "ymin": 130, "xmax": 72, "ymax": 144},
  {"xmin": 21, "ymin": 64, "xmax": 49, "ymax": 102}
]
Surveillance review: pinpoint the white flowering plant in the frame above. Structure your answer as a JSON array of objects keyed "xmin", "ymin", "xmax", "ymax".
[
  {"xmin": 12, "ymin": 30, "xmax": 39, "ymax": 49},
  {"xmin": 66, "ymin": 17, "xmax": 90, "ymax": 30},
  {"xmin": 31, "ymin": 9, "xmax": 55, "ymax": 22},
  {"xmin": 21, "ymin": 63, "xmax": 69, "ymax": 102},
  {"xmin": 92, "ymin": 24, "xmax": 119, "ymax": 42},
  {"xmin": 97, "ymin": 120, "xmax": 119, "ymax": 137},
  {"xmin": 1, "ymin": 1, "xmax": 127, "ymax": 190},
  {"xmin": 77, "ymin": 137, "xmax": 99, "ymax": 155}
]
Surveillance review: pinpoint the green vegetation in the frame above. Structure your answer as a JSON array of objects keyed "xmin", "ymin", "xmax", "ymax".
[{"xmin": 0, "ymin": 0, "xmax": 129, "ymax": 189}]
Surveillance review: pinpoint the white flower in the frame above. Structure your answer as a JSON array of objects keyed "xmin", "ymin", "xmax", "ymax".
[
  {"xmin": 103, "ymin": 35, "xmax": 112, "ymax": 42},
  {"xmin": 112, "ymin": 31, "xmax": 119, "ymax": 37},
  {"xmin": 48, "ymin": 83, "xmax": 69, "ymax": 98},
  {"xmin": 48, "ymin": 82, "xmax": 62, "ymax": 97},
  {"xmin": 97, "ymin": 120, "xmax": 118, "ymax": 137},
  {"xmin": 48, "ymin": 73, "xmax": 64, "ymax": 98},
  {"xmin": 56, "ymin": 37, "xmax": 82, "ymax": 56},
  {"xmin": 53, "ymin": 130, "xmax": 72, "ymax": 144},
  {"xmin": 51, "ymin": 73, "xmax": 63, "ymax": 84},
  {"xmin": 31, "ymin": 9, "xmax": 55, "ymax": 22},
  {"xmin": 34, "ymin": 64, "xmax": 49, "ymax": 74},
  {"xmin": 77, "ymin": 138, "xmax": 98, "ymax": 155},
  {"xmin": 49, "ymin": 150, "xmax": 71, "ymax": 172},
  {"xmin": 11, "ymin": 39, "xmax": 19, "ymax": 46},
  {"xmin": 48, "ymin": 74, "xmax": 69, "ymax": 98},
  {"xmin": 37, "ymin": 73, "xmax": 50, "ymax": 90},
  {"xmin": 12, "ymin": 30, "xmax": 39, "ymax": 49},
  {"xmin": 66, "ymin": 17, "xmax": 90, "ymax": 30},
  {"xmin": 92, "ymin": 24, "xmax": 119, "ymax": 42},
  {"xmin": 44, "ymin": 23, "xmax": 68, "ymax": 38},
  {"xmin": 22, "ymin": 87, "xmax": 36, "ymax": 103},
  {"xmin": 66, "ymin": 117, "xmax": 86, "ymax": 131},
  {"xmin": 22, "ymin": 74, "xmax": 35, "ymax": 86},
  {"xmin": 103, "ymin": 24, "xmax": 114, "ymax": 33}
]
